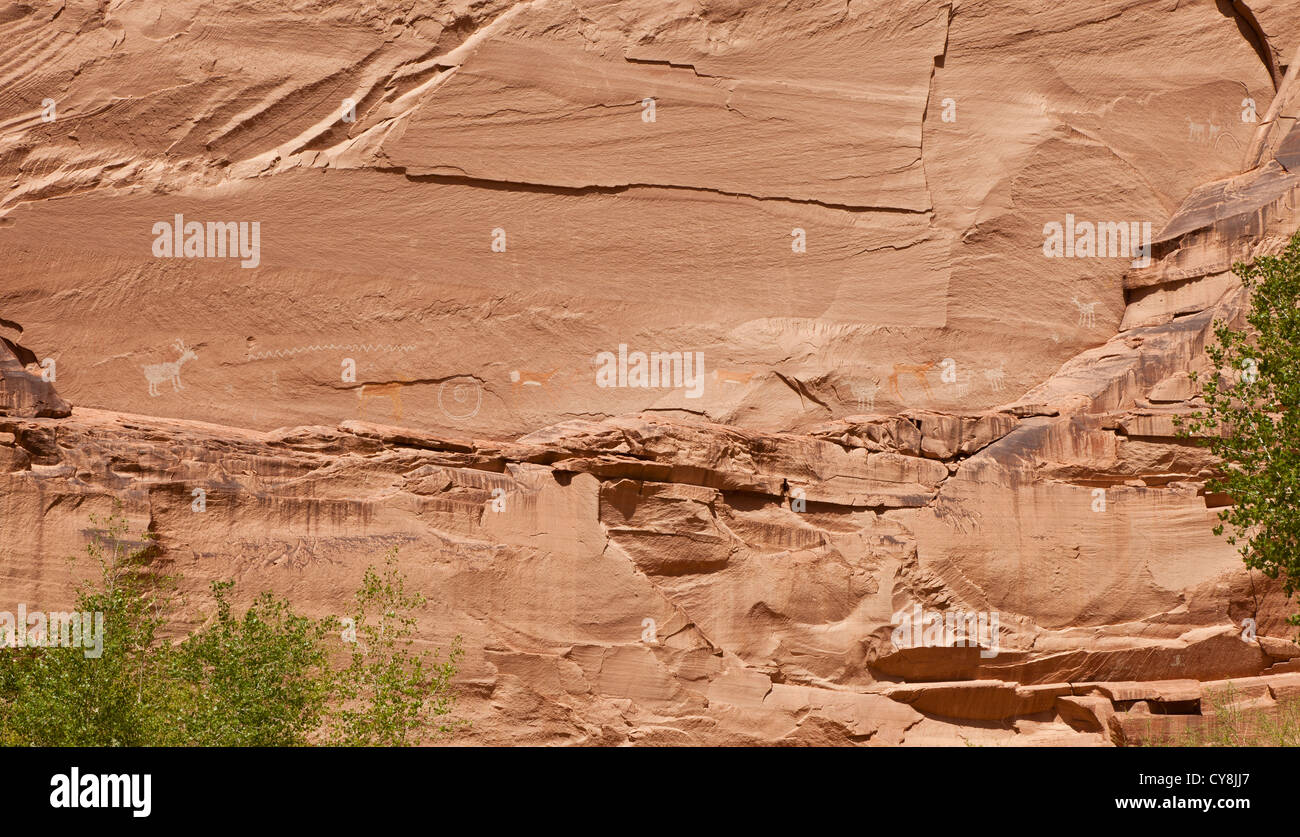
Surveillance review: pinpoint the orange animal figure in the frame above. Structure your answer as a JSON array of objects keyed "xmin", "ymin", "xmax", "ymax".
[
  {"xmin": 358, "ymin": 382, "xmax": 404, "ymax": 420},
  {"xmin": 887, "ymin": 361, "xmax": 935, "ymax": 400},
  {"xmin": 510, "ymin": 369, "xmax": 560, "ymax": 389},
  {"xmin": 712, "ymin": 368, "xmax": 756, "ymax": 386}
]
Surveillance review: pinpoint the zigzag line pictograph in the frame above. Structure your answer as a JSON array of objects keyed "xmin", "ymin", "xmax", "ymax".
[{"xmin": 244, "ymin": 343, "xmax": 419, "ymax": 361}]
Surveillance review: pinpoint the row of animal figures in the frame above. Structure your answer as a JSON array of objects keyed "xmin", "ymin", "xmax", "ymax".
[
  {"xmin": 136, "ymin": 340, "xmax": 1068, "ymax": 417},
  {"xmin": 852, "ymin": 360, "xmax": 1005, "ymax": 412},
  {"xmin": 1184, "ymin": 117, "xmax": 1243, "ymax": 151},
  {"xmin": 140, "ymin": 294, "xmax": 1108, "ymax": 399}
]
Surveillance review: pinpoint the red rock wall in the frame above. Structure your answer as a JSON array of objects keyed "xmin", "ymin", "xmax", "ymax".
[{"xmin": 2, "ymin": 0, "xmax": 1299, "ymax": 744}]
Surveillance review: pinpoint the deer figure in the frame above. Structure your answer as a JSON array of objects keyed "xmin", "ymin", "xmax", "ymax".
[
  {"xmin": 887, "ymin": 361, "xmax": 935, "ymax": 401},
  {"xmin": 358, "ymin": 382, "xmax": 404, "ymax": 420},
  {"xmin": 142, "ymin": 339, "xmax": 197, "ymax": 396},
  {"xmin": 509, "ymin": 369, "xmax": 561, "ymax": 389},
  {"xmin": 1186, "ymin": 117, "xmax": 1207, "ymax": 142},
  {"xmin": 853, "ymin": 377, "xmax": 881, "ymax": 412},
  {"xmin": 983, "ymin": 359, "xmax": 1007, "ymax": 392},
  {"xmin": 1071, "ymin": 295, "xmax": 1099, "ymax": 328}
]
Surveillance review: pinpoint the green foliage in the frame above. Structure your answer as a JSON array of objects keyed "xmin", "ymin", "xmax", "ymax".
[
  {"xmin": 1177, "ymin": 231, "xmax": 1300, "ymax": 626},
  {"xmin": 0, "ymin": 507, "xmax": 463, "ymax": 746},
  {"xmin": 163, "ymin": 582, "xmax": 335, "ymax": 746},
  {"xmin": 1145, "ymin": 684, "xmax": 1300, "ymax": 747},
  {"xmin": 324, "ymin": 549, "xmax": 464, "ymax": 746},
  {"xmin": 0, "ymin": 512, "xmax": 169, "ymax": 746}
]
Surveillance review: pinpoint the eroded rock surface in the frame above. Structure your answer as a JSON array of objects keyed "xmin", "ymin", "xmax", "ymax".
[{"xmin": 2, "ymin": 0, "xmax": 1300, "ymax": 744}]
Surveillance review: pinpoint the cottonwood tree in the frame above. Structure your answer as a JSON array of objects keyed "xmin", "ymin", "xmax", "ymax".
[
  {"xmin": 1179, "ymin": 232, "xmax": 1300, "ymax": 626},
  {"xmin": 0, "ymin": 507, "xmax": 463, "ymax": 745}
]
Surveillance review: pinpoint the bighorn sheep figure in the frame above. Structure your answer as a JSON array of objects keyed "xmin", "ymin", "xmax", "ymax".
[{"xmin": 142, "ymin": 339, "xmax": 197, "ymax": 397}]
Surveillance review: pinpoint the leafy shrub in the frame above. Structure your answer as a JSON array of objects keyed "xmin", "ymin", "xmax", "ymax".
[{"xmin": 0, "ymin": 508, "xmax": 463, "ymax": 746}]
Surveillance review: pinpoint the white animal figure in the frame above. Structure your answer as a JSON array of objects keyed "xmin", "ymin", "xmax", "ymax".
[
  {"xmin": 983, "ymin": 359, "xmax": 1007, "ymax": 392},
  {"xmin": 142, "ymin": 339, "xmax": 197, "ymax": 396},
  {"xmin": 1071, "ymin": 296, "xmax": 1099, "ymax": 328},
  {"xmin": 853, "ymin": 378, "xmax": 881, "ymax": 412}
]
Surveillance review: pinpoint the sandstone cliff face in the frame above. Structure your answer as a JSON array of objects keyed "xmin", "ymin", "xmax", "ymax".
[{"xmin": 2, "ymin": 0, "xmax": 1300, "ymax": 744}]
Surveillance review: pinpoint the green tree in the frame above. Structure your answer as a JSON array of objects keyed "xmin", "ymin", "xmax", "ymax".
[
  {"xmin": 1178, "ymin": 231, "xmax": 1300, "ymax": 626},
  {"xmin": 0, "ymin": 507, "xmax": 463, "ymax": 746},
  {"xmin": 325, "ymin": 549, "xmax": 464, "ymax": 746},
  {"xmin": 163, "ymin": 582, "xmax": 335, "ymax": 746},
  {"xmin": 0, "ymin": 511, "xmax": 170, "ymax": 746}
]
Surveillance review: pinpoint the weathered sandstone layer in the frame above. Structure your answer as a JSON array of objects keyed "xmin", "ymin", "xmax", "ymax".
[{"xmin": 3, "ymin": 0, "xmax": 1300, "ymax": 744}]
